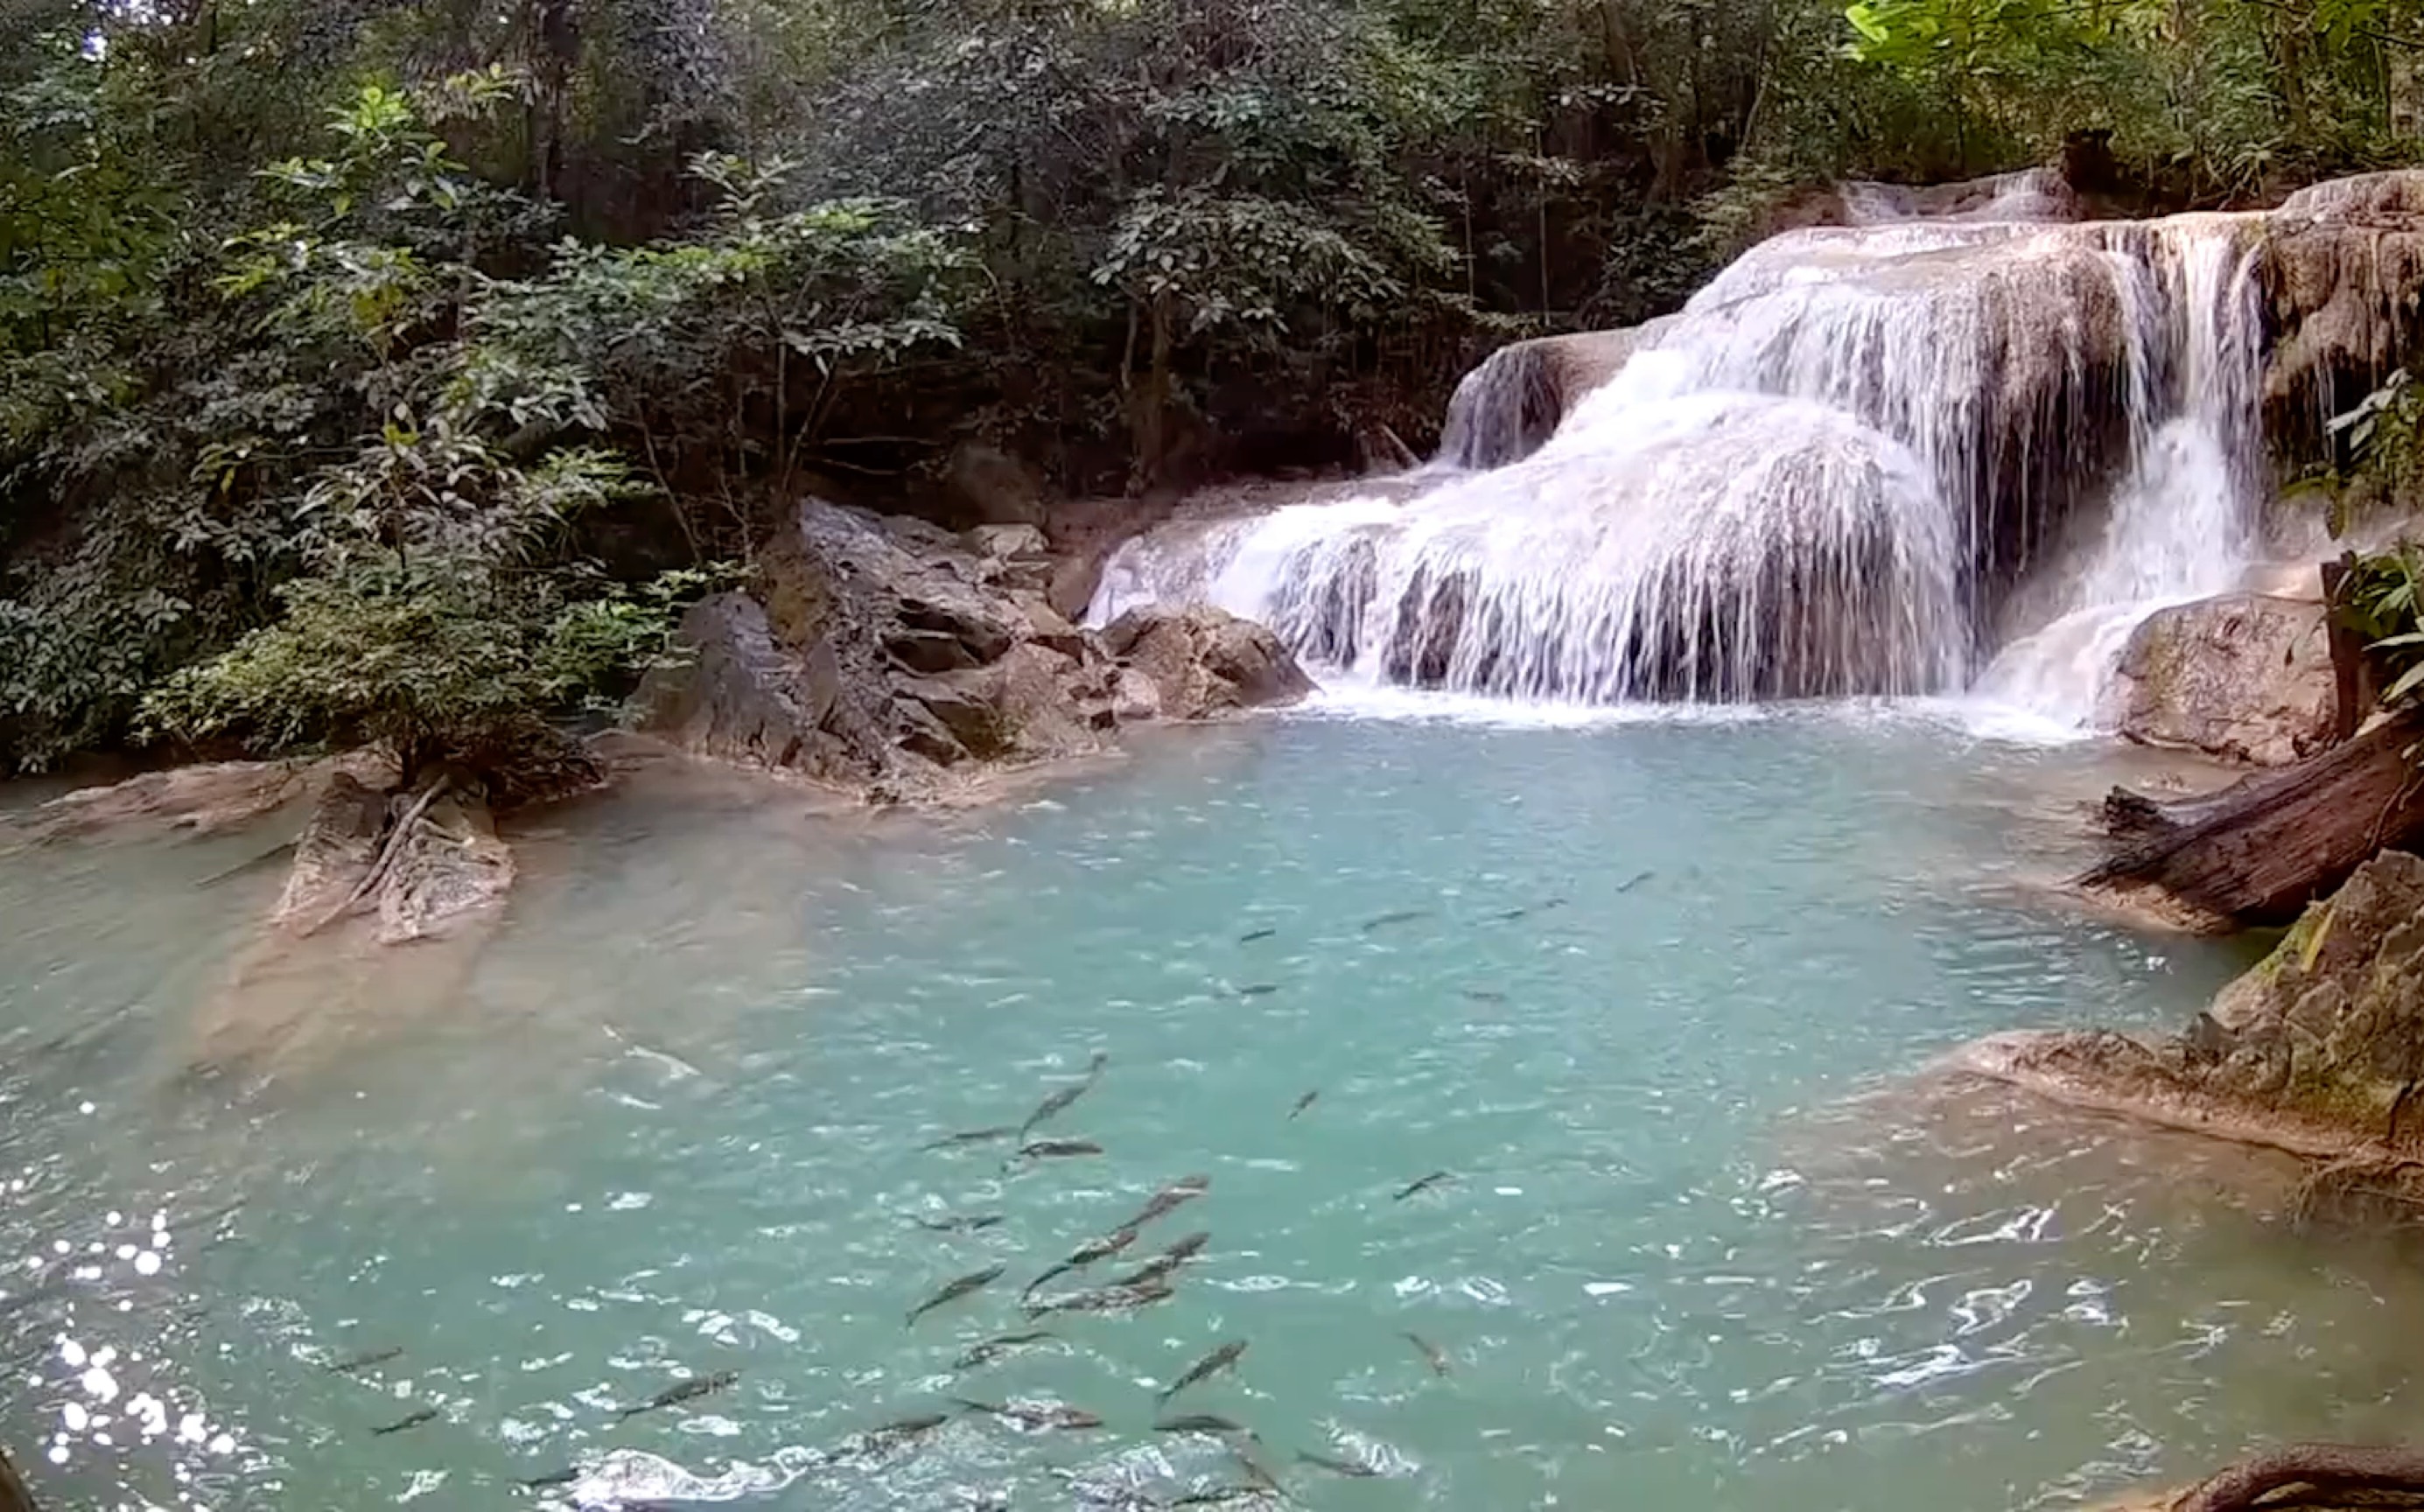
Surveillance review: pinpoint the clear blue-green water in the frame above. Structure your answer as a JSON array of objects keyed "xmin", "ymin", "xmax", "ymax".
[{"xmin": 1, "ymin": 713, "xmax": 2406, "ymax": 1512}]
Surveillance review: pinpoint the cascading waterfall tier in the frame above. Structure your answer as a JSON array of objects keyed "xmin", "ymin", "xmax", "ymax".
[{"xmin": 1094, "ymin": 203, "xmax": 2269, "ymax": 713}]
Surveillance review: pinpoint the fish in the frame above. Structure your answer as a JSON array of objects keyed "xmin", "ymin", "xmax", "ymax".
[
  {"xmin": 1027, "ymin": 1279, "xmax": 1176, "ymax": 1318},
  {"xmin": 1615, "ymin": 871, "xmax": 1654, "ymax": 893},
  {"xmin": 1019, "ymin": 1054, "xmax": 1109, "ymax": 1138},
  {"xmin": 1169, "ymin": 1490, "xmax": 1260, "ymax": 1508},
  {"xmin": 911, "ymin": 1212, "xmax": 1005, "ymax": 1233},
  {"xmin": 1287, "ymin": 1089, "xmax": 1318, "ymax": 1120},
  {"xmin": 1117, "ymin": 1175, "xmax": 1209, "ymax": 1233},
  {"xmin": 1113, "ymin": 1229, "xmax": 1209, "ymax": 1288},
  {"xmin": 907, "ymin": 1264, "xmax": 1007, "ymax": 1325},
  {"xmin": 1540, "ymin": 896, "xmax": 1570, "ymax": 909},
  {"xmin": 326, "ymin": 1346, "xmax": 403, "ymax": 1374},
  {"xmin": 952, "ymin": 1329, "xmax": 1053, "ymax": 1370},
  {"xmin": 520, "ymin": 1467, "xmax": 579, "ymax": 1489},
  {"xmin": 1235, "ymin": 984, "xmax": 1279, "ymax": 998},
  {"xmin": 1394, "ymin": 1170, "xmax": 1454, "ymax": 1200},
  {"xmin": 1297, "ymin": 1450, "xmax": 1380, "ymax": 1478},
  {"xmin": 922, "ymin": 1125, "xmax": 1019, "ymax": 1151},
  {"xmin": 1025, "ymin": 1227, "xmax": 1141, "ymax": 1296},
  {"xmin": 1360, "ymin": 908, "xmax": 1432, "ymax": 932},
  {"xmin": 1238, "ymin": 928, "xmax": 1277, "ymax": 942},
  {"xmin": 1404, "ymin": 1331, "xmax": 1451, "ymax": 1376},
  {"xmin": 1015, "ymin": 1138, "xmax": 1103, "ymax": 1159},
  {"xmin": 1154, "ymin": 1412, "xmax": 1250, "ymax": 1434},
  {"xmin": 1461, "ymin": 988, "xmax": 1507, "ymax": 1004},
  {"xmin": 842, "ymin": 1410, "xmax": 951, "ymax": 1459},
  {"xmin": 1494, "ymin": 906, "xmax": 1529, "ymax": 921},
  {"xmin": 951, "ymin": 1396, "xmax": 1105, "ymax": 1431},
  {"xmin": 371, "ymin": 1408, "xmax": 438, "ymax": 1436},
  {"xmin": 1157, "ymin": 1339, "xmax": 1248, "ymax": 1404},
  {"xmin": 618, "ymin": 1368, "xmax": 739, "ymax": 1420}
]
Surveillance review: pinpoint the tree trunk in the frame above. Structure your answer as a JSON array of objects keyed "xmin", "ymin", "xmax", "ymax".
[
  {"xmin": 2176, "ymin": 1443, "xmax": 2424, "ymax": 1512},
  {"xmin": 2077, "ymin": 707, "xmax": 2424, "ymax": 930}
]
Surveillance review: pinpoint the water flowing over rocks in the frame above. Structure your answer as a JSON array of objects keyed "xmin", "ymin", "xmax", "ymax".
[
  {"xmin": 634, "ymin": 498, "xmax": 1311, "ymax": 802},
  {"xmin": 1096, "ymin": 165, "xmax": 2424, "ymax": 725},
  {"xmin": 2105, "ymin": 593, "xmax": 2339, "ymax": 765},
  {"xmin": 1962, "ymin": 850, "xmax": 2424, "ymax": 1161}
]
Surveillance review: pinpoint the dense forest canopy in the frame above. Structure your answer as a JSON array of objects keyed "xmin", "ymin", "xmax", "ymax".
[{"xmin": 3, "ymin": 0, "xmax": 2421, "ymax": 775}]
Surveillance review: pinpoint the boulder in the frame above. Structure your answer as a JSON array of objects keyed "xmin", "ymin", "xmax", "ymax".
[
  {"xmin": 270, "ymin": 771, "xmax": 389, "ymax": 926},
  {"xmin": 1103, "ymin": 605, "xmax": 1315, "ymax": 719},
  {"xmin": 2261, "ymin": 171, "xmax": 2424, "ymax": 452},
  {"xmin": 1964, "ymin": 850, "xmax": 2424, "ymax": 1158},
  {"xmin": 374, "ymin": 784, "xmax": 513, "ymax": 945},
  {"xmin": 267, "ymin": 770, "xmax": 513, "ymax": 943},
  {"xmin": 2106, "ymin": 593, "xmax": 2338, "ymax": 765},
  {"xmin": 635, "ymin": 499, "xmax": 1138, "ymax": 798}
]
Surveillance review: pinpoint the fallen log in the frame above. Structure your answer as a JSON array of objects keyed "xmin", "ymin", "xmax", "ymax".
[
  {"xmin": 2078, "ymin": 707, "xmax": 2424, "ymax": 931},
  {"xmin": 2176, "ymin": 1443, "xmax": 2424, "ymax": 1512}
]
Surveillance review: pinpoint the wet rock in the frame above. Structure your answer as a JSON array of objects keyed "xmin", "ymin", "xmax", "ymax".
[
  {"xmin": 374, "ymin": 784, "xmax": 513, "ymax": 945},
  {"xmin": 2106, "ymin": 593, "xmax": 2338, "ymax": 765},
  {"xmin": 271, "ymin": 771, "xmax": 389, "ymax": 927},
  {"xmin": 2262, "ymin": 171, "xmax": 2424, "ymax": 452},
  {"xmin": 636, "ymin": 498, "xmax": 1191, "ymax": 800},
  {"xmin": 1965, "ymin": 850, "xmax": 2424, "ymax": 1158},
  {"xmin": 0, "ymin": 1445, "xmax": 34, "ymax": 1512},
  {"xmin": 1103, "ymin": 605, "xmax": 1314, "ymax": 719}
]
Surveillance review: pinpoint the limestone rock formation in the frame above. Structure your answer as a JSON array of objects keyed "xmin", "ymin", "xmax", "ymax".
[
  {"xmin": 635, "ymin": 499, "xmax": 1310, "ymax": 799},
  {"xmin": 271, "ymin": 769, "xmax": 513, "ymax": 943},
  {"xmin": 1101, "ymin": 605, "xmax": 1316, "ymax": 720},
  {"xmin": 2106, "ymin": 593, "xmax": 2338, "ymax": 765},
  {"xmin": 2263, "ymin": 170, "xmax": 2424, "ymax": 445},
  {"xmin": 1965, "ymin": 850, "xmax": 2424, "ymax": 1158}
]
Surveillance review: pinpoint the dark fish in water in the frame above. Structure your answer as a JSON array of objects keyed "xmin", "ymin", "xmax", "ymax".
[
  {"xmin": 911, "ymin": 1212, "xmax": 1005, "ymax": 1233},
  {"xmin": 1238, "ymin": 928, "xmax": 1276, "ymax": 943},
  {"xmin": 619, "ymin": 1368, "xmax": 739, "ymax": 1420},
  {"xmin": 953, "ymin": 1329, "xmax": 1053, "ymax": 1371},
  {"xmin": 1016, "ymin": 1138, "xmax": 1103, "ymax": 1159},
  {"xmin": 1018, "ymin": 1054, "xmax": 1108, "ymax": 1138},
  {"xmin": 1361, "ymin": 908, "xmax": 1432, "ymax": 932},
  {"xmin": 1394, "ymin": 1170, "xmax": 1453, "ymax": 1200},
  {"xmin": 1027, "ymin": 1279, "xmax": 1175, "ymax": 1318},
  {"xmin": 520, "ymin": 1467, "xmax": 579, "ymax": 1489},
  {"xmin": 1114, "ymin": 1229, "xmax": 1209, "ymax": 1289},
  {"xmin": 371, "ymin": 1408, "xmax": 438, "ymax": 1436},
  {"xmin": 1495, "ymin": 906, "xmax": 1529, "ymax": 921},
  {"xmin": 951, "ymin": 1396, "xmax": 1104, "ymax": 1431},
  {"xmin": 1154, "ymin": 1412, "xmax": 1249, "ymax": 1434},
  {"xmin": 1117, "ymin": 1175, "xmax": 1209, "ymax": 1234},
  {"xmin": 1158, "ymin": 1339, "xmax": 1248, "ymax": 1404},
  {"xmin": 1404, "ymin": 1331, "xmax": 1451, "ymax": 1376},
  {"xmin": 1461, "ymin": 988, "xmax": 1506, "ymax": 1004},
  {"xmin": 873, "ymin": 1411, "xmax": 951, "ymax": 1438},
  {"xmin": 907, "ymin": 1264, "xmax": 1007, "ymax": 1326},
  {"xmin": 1615, "ymin": 871, "xmax": 1654, "ymax": 893},
  {"xmin": 1169, "ymin": 1490, "xmax": 1260, "ymax": 1508},
  {"xmin": 923, "ymin": 1125, "xmax": 1019, "ymax": 1151},
  {"xmin": 1287, "ymin": 1089, "xmax": 1317, "ymax": 1120},
  {"xmin": 1298, "ymin": 1450, "xmax": 1380, "ymax": 1478},
  {"xmin": 1026, "ymin": 1227, "xmax": 1141, "ymax": 1297},
  {"xmin": 326, "ymin": 1346, "xmax": 403, "ymax": 1374},
  {"xmin": 1235, "ymin": 984, "xmax": 1279, "ymax": 998},
  {"xmin": 1541, "ymin": 896, "xmax": 1570, "ymax": 909}
]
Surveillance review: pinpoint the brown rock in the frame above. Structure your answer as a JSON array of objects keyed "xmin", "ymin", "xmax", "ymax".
[
  {"xmin": 374, "ymin": 785, "xmax": 513, "ymax": 945},
  {"xmin": 1964, "ymin": 850, "xmax": 2424, "ymax": 1158},
  {"xmin": 270, "ymin": 771, "xmax": 389, "ymax": 926},
  {"xmin": 1103, "ymin": 605, "xmax": 1315, "ymax": 719},
  {"xmin": 2107, "ymin": 593, "xmax": 2338, "ymax": 765}
]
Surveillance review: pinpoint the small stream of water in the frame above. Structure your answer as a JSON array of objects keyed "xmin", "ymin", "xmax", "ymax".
[{"xmin": 3, "ymin": 714, "xmax": 2410, "ymax": 1512}]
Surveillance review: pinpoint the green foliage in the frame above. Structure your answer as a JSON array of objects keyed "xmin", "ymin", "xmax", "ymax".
[{"xmin": 2335, "ymin": 544, "xmax": 2424, "ymax": 709}]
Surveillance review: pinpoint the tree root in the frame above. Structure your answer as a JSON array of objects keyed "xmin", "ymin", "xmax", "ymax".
[
  {"xmin": 298, "ymin": 774, "xmax": 452, "ymax": 938},
  {"xmin": 2176, "ymin": 1444, "xmax": 2424, "ymax": 1512}
]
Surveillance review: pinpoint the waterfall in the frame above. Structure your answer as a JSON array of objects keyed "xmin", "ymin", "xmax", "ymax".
[{"xmin": 1093, "ymin": 201, "xmax": 2270, "ymax": 720}]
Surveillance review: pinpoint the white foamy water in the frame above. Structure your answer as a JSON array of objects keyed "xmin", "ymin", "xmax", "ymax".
[{"xmin": 1094, "ymin": 203, "xmax": 2270, "ymax": 729}]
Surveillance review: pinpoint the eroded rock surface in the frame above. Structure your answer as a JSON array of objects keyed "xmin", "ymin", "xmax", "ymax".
[
  {"xmin": 271, "ymin": 770, "xmax": 513, "ymax": 943},
  {"xmin": 1965, "ymin": 850, "xmax": 2424, "ymax": 1157},
  {"xmin": 2107, "ymin": 593, "xmax": 2338, "ymax": 766},
  {"xmin": 635, "ymin": 499, "xmax": 1311, "ymax": 801}
]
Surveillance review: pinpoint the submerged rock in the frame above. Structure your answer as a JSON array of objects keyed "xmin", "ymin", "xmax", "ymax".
[
  {"xmin": 2107, "ymin": 593, "xmax": 2338, "ymax": 766},
  {"xmin": 271, "ymin": 770, "xmax": 514, "ymax": 943},
  {"xmin": 1101, "ymin": 605, "xmax": 1315, "ymax": 719},
  {"xmin": 635, "ymin": 499, "xmax": 1307, "ymax": 801},
  {"xmin": 1965, "ymin": 850, "xmax": 2424, "ymax": 1158}
]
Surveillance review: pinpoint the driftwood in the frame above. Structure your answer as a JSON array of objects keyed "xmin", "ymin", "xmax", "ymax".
[
  {"xmin": 2078, "ymin": 708, "xmax": 2424, "ymax": 929},
  {"xmin": 0, "ymin": 1445, "xmax": 33, "ymax": 1512},
  {"xmin": 2175, "ymin": 1444, "xmax": 2424, "ymax": 1512}
]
